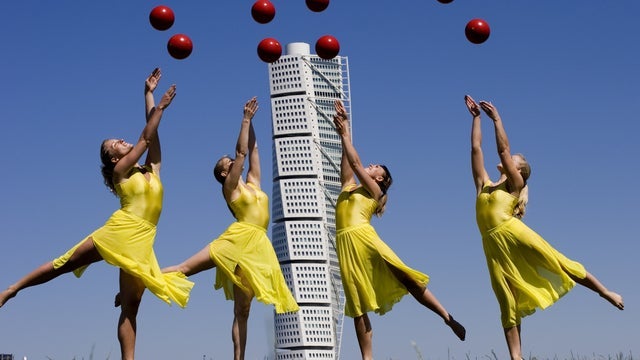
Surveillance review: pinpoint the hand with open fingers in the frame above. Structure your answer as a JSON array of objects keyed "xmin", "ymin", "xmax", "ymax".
[
  {"xmin": 334, "ymin": 100, "xmax": 348, "ymax": 121},
  {"xmin": 244, "ymin": 97, "xmax": 259, "ymax": 120},
  {"xmin": 157, "ymin": 84, "xmax": 176, "ymax": 110},
  {"xmin": 145, "ymin": 67, "xmax": 161, "ymax": 93}
]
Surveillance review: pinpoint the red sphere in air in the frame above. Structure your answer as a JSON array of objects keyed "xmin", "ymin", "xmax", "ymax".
[
  {"xmin": 306, "ymin": 0, "xmax": 330, "ymax": 12},
  {"xmin": 465, "ymin": 18, "xmax": 491, "ymax": 44},
  {"xmin": 167, "ymin": 34, "xmax": 193, "ymax": 60},
  {"xmin": 315, "ymin": 35, "xmax": 340, "ymax": 59},
  {"xmin": 251, "ymin": 0, "xmax": 276, "ymax": 24},
  {"xmin": 257, "ymin": 38, "xmax": 282, "ymax": 63},
  {"xmin": 149, "ymin": 5, "xmax": 175, "ymax": 31}
]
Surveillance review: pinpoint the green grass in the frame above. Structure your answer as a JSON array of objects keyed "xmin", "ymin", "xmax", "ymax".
[
  {"xmin": 457, "ymin": 350, "xmax": 635, "ymax": 360},
  {"xmin": 35, "ymin": 346, "xmax": 634, "ymax": 360}
]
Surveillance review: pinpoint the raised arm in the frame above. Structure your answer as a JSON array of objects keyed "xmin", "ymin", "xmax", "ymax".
[
  {"xmin": 479, "ymin": 100, "xmax": 524, "ymax": 193},
  {"xmin": 466, "ymin": 95, "xmax": 489, "ymax": 195},
  {"xmin": 333, "ymin": 100, "xmax": 382, "ymax": 200},
  {"xmin": 246, "ymin": 108, "xmax": 261, "ymax": 187},
  {"xmin": 113, "ymin": 84, "xmax": 176, "ymax": 181},
  {"xmin": 333, "ymin": 100, "xmax": 356, "ymax": 188},
  {"xmin": 223, "ymin": 97, "xmax": 258, "ymax": 199},
  {"xmin": 144, "ymin": 68, "xmax": 162, "ymax": 172}
]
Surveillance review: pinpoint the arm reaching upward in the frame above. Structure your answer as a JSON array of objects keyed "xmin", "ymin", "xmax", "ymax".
[
  {"xmin": 145, "ymin": 68, "xmax": 161, "ymax": 119},
  {"xmin": 144, "ymin": 68, "xmax": 162, "ymax": 172},
  {"xmin": 333, "ymin": 100, "xmax": 356, "ymax": 189},
  {"xmin": 333, "ymin": 100, "xmax": 383, "ymax": 200},
  {"xmin": 113, "ymin": 84, "xmax": 176, "ymax": 182},
  {"xmin": 479, "ymin": 100, "xmax": 524, "ymax": 193},
  {"xmin": 224, "ymin": 97, "xmax": 258, "ymax": 200},
  {"xmin": 246, "ymin": 107, "xmax": 261, "ymax": 187},
  {"xmin": 465, "ymin": 95, "xmax": 489, "ymax": 195}
]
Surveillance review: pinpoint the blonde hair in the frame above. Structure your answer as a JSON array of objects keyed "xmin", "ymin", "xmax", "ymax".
[
  {"xmin": 513, "ymin": 185, "xmax": 528, "ymax": 219},
  {"xmin": 512, "ymin": 153, "xmax": 531, "ymax": 219}
]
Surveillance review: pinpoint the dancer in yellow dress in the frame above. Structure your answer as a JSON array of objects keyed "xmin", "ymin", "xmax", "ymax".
[
  {"xmin": 160, "ymin": 97, "xmax": 298, "ymax": 360},
  {"xmin": 0, "ymin": 68, "xmax": 193, "ymax": 360},
  {"xmin": 464, "ymin": 95, "xmax": 624, "ymax": 360},
  {"xmin": 332, "ymin": 100, "xmax": 465, "ymax": 360}
]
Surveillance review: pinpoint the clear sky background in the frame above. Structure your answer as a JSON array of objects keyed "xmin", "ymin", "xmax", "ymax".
[{"xmin": 0, "ymin": 1, "xmax": 638, "ymax": 359}]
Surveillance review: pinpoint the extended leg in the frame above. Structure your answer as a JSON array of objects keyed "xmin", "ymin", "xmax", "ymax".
[
  {"xmin": 116, "ymin": 244, "xmax": 215, "ymax": 307},
  {"xmin": 389, "ymin": 265, "xmax": 466, "ymax": 340},
  {"xmin": 1, "ymin": 237, "xmax": 102, "ymax": 308},
  {"xmin": 161, "ymin": 244, "xmax": 216, "ymax": 276},
  {"xmin": 569, "ymin": 271, "xmax": 623, "ymax": 310}
]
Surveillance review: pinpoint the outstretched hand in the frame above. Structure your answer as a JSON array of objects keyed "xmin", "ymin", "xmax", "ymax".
[
  {"xmin": 464, "ymin": 95, "xmax": 481, "ymax": 117},
  {"xmin": 333, "ymin": 100, "xmax": 349, "ymax": 136},
  {"xmin": 145, "ymin": 67, "xmax": 161, "ymax": 93},
  {"xmin": 244, "ymin": 96, "xmax": 258, "ymax": 120},
  {"xmin": 479, "ymin": 100, "xmax": 500, "ymax": 121},
  {"xmin": 157, "ymin": 84, "xmax": 176, "ymax": 110}
]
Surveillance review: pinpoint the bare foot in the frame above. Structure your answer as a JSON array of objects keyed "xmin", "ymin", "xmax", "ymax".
[
  {"xmin": 445, "ymin": 314, "xmax": 466, "ymax": 341},
  {"xmin": 601, "ymin": 291, "xmax": 624, "ymax": 310},
  {"xmin": 0, "ymin": 288, "xmax": 17, "ymax": 308},
  {"xmin": 114, "ymin": 292, "xmax": 121, "ymax": 307}
]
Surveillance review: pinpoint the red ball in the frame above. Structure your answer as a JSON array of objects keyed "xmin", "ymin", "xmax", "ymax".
[
  {"xmin": 257, "ymin": 38, "xmax": 282, "ymax": 63},
  {"xmin": 315, "ymin": 35, "xmax": 340, "ymax": 59},
  {"xmin": 306, "ymin": 0, "xmax": 330, "ymax": 12},
  {"xmin": 167, "ymin": 34, "xmax": 193, "ymax": 60},
  {"xmin": 149, "ymin": 5, "xmax": 175, "ymax": 31},
  {"xmin": 251, "ymin": 0, "xmax": 276, "ymax": 24},
  {"xmin": 465, "ymin": 18, "xmax": 491, "ymax": 44}
]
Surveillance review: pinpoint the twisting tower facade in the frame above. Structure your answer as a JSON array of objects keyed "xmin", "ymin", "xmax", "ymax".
[{"xmin": 268, "ymin": 42, "xmax": 351, "ymax": 360}]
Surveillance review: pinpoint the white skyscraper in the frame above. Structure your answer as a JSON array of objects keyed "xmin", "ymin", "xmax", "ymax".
[{"xmin": 268, "ymin": 42, "xmax": 351, "ymax": 360}]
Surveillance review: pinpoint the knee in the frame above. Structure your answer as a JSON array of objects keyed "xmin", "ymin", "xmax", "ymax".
[
  {"xmin": 408, "ymin": 283, "xmax": 426, "ymax": 297},
  {"xmin": 119, "ymin": 292, "xmax": 144, "ymax": 313},
  {"xmin": 234, "ymin": 301, "xmax": 251, "ymax": 320}
]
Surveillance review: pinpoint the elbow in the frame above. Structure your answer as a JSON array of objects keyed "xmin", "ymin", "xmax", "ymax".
[
  {"xmin": 349, "ymin": 158, "xmax": 363, "ymax": 171},
  {"xmin": 498, "ymin": 147, "xmax": 511, "ymax": 158},
  {"xmin": 235, "ymin": 147, "xmax": 248, "ymax": 158}
]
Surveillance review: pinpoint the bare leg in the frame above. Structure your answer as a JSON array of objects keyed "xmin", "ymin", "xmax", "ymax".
[
  {"xmin": 569, "ymin": 271, "xmax": 624, "ymax": 310},
  {"xmin": 116, "ymin": 245, "xmax": 215, "ymax": 307},
  {"xmin": 117, "ymin": 269, "xmax": 146, "ymax": 360},
  {"xmin": 504, "ymin": 324, "xmax": 522, "ymax": 360},
  {"xmin": 232, "ymin": 282, "xmax": 253, "ymax": 360},
  {"xmin": 389, "ymin": 266, "xmax": 466, "ymax": 340},
  {"xmin": 1, "ymin": 237, "xmax": 102, "ymax": 308},
  {"xmin": 161, "ymin": 244, "xmax": 216, "ymax": 276},
  {"xmin": 354, "ymin": 313, "xmax": 373, "ymax": 360}
]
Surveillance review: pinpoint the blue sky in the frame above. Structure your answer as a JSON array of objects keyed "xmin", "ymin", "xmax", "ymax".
[{"xmin": 1, "ymin": 1, "xmax": 638, "ymax": 359}]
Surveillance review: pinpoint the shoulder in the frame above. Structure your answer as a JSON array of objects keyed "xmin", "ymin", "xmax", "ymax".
[
  {"xmin": 246, "ymin": 181, "xmax": 261, "ymax": 190},
  {"xmin": 342, "ymin": 183, "xmax": 359, "ymax": 192}
]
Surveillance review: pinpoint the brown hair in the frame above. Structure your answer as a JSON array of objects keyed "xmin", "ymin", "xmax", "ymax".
[
  {"xmin": 213, "ymin": 156, "xmax": 231, "ymax": 185},
  {"xmin": 100, "ymin": 140, "xmax": 117, "ymax": 196},
  {"xmin": 374, "ymin": 165, "xmax": 393, "ymax": 217}
]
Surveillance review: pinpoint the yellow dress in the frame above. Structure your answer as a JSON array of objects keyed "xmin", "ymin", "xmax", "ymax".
[
  {"xmin": 52, "ymin": 166, "xmax": 194, "ymax": 307},
  {"xmin": 336, "ymin": 184, "xmax": 429, "ymax": 317},
  {"xmin": 476, "ymin": 181, "xmax": 586, "ymax": 327},
  {"xmin": 209, "ymin": 182, "xmax": 299, "ymax": 314}
]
